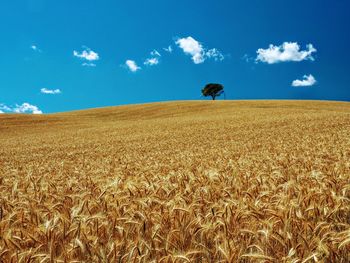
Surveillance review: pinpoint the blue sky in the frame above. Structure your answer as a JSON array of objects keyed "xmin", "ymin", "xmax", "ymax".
[{"xmin": 0, "ymin": 0, "xmax": 349, "ymax": 114}]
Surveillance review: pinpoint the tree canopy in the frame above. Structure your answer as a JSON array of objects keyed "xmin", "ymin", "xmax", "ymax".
[{"xmin": 201, "ymin": 83, "xmax": 224, "ymax": 100}]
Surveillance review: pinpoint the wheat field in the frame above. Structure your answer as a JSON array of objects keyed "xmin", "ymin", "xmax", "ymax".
[{"xmin": 0, "ymin": 100, "xmax": 349, "ymax": 262}]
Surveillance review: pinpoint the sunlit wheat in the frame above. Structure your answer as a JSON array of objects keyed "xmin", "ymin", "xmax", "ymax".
[{"xmin": 0, "ymin": 100, "xmax": 349, "ymax": 262}]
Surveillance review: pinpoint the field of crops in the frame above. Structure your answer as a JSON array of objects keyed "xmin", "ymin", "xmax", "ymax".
[{"xmin": 0, "ymin": 100, "xmax": 349, "ymax": 262}]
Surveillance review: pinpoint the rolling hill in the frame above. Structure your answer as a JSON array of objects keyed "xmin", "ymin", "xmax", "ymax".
[{"xmin": 0, "ymin": 100, "xmax": 349, "ymax": 262}]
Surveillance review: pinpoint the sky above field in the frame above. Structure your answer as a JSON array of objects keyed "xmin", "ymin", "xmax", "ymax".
[{"xmin": 0, "ymin": 0, "xmax": 349, "ymax": 114}]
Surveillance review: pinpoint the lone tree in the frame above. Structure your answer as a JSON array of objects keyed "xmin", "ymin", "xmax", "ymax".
[{"xmin": 202, "ymin": 83, "xmax": 224, "ymax": 100}]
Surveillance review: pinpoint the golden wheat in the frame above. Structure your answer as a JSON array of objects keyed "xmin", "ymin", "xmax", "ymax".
[{"xmin": 0, "ymin": 100, "xmax": 349, "ymax": 262}]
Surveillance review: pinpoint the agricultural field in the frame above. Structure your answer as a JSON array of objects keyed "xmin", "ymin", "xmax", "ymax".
[{"xmin": 0, "ymin": 100, "xmax": 349, "ymax": 262}]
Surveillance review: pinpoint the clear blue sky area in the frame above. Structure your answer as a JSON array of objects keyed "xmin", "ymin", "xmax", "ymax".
[{"xmin": 0, "ymin": 0, "xmax": 349, "ymax": 113}]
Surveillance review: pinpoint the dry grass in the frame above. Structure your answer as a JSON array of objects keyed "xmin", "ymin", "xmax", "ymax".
[{"xmin": 0, "ymin": 100, "xmax": 349, "ymax": 262}]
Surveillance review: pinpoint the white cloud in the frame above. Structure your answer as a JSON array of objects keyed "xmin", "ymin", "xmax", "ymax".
[
  {"xmin": 176, "ymin": 36, "xmax": 205, "ymax": 64},
  {"xmin": 292, "ymin": 74, "xmax": 316, "ymax": 87},
  {"xmin": 125, "ymin": 60, "xmax": 141, "ymax": 72},
  {"xmin": 256, "ymin": 42, "xmax": 316, "ymax": 64},
  {"xmin": 82, "ymin": 62, "xmax": 96, "ymax": 67},
  {"xmin": 41, "ymin": 88, "xmax": 61, "ymax": 94},
  {"xmin": 150, "ymin": 50, "xmax": 161, "ymax": 57},
  {"xmin": 31, "ymin": 45, "xmax": 41, "ymax": 52},
  {"xmin": 175, "ymin": 36, "xmax": 225, "ymax": 64},
  {"xmin": 144, "ymin": 57, "xmax": 159, "ymax": 66},
  {"xmin": 73, "ymin": 47, "xmax": 99, "ymax": 65},
  {"xmin": 13, "ymin": 103, "xmax": 43, "ymax": 114},
  {"xmin": 0, "ymin": 104, "xmax": 11, "ymax": 112},
  {"xmin": 206, "ymin": 48, "xmax": 224, "ymax": 61},
  {"xmin": 144, "ymin": 50, "xmax": 161, "ymax": 66},
  {"xmin": 242, "ymin": 54, "xmax": 255, "ymax": 63},
  {"xmin": 163, "ymin": 46, "xmax": 173, "ymax": 53},
  {"xmin": 0, "ymin": 103, "xmax": 43, "ymax": 114}
]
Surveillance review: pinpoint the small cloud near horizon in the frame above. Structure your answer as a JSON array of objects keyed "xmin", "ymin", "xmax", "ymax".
[
  {"xmin": 292, "ymin": 74, "xmax": 317, "ymax": 87},
  {"xmin": 0, "ymin": 103, "xmax": 43, "ymax": 114},
  {"xmin": 14, "ymin": 103, "xmax": 43, "ymax": 114},
  {"xmin": 0, "ymin": 104, "xmax": 12, "ymax": 112}
]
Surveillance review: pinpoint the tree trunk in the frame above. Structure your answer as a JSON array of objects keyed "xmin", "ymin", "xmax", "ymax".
[{"xmin": 212, "ymin": 95, "xmax": 216, "ymax": 100}]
